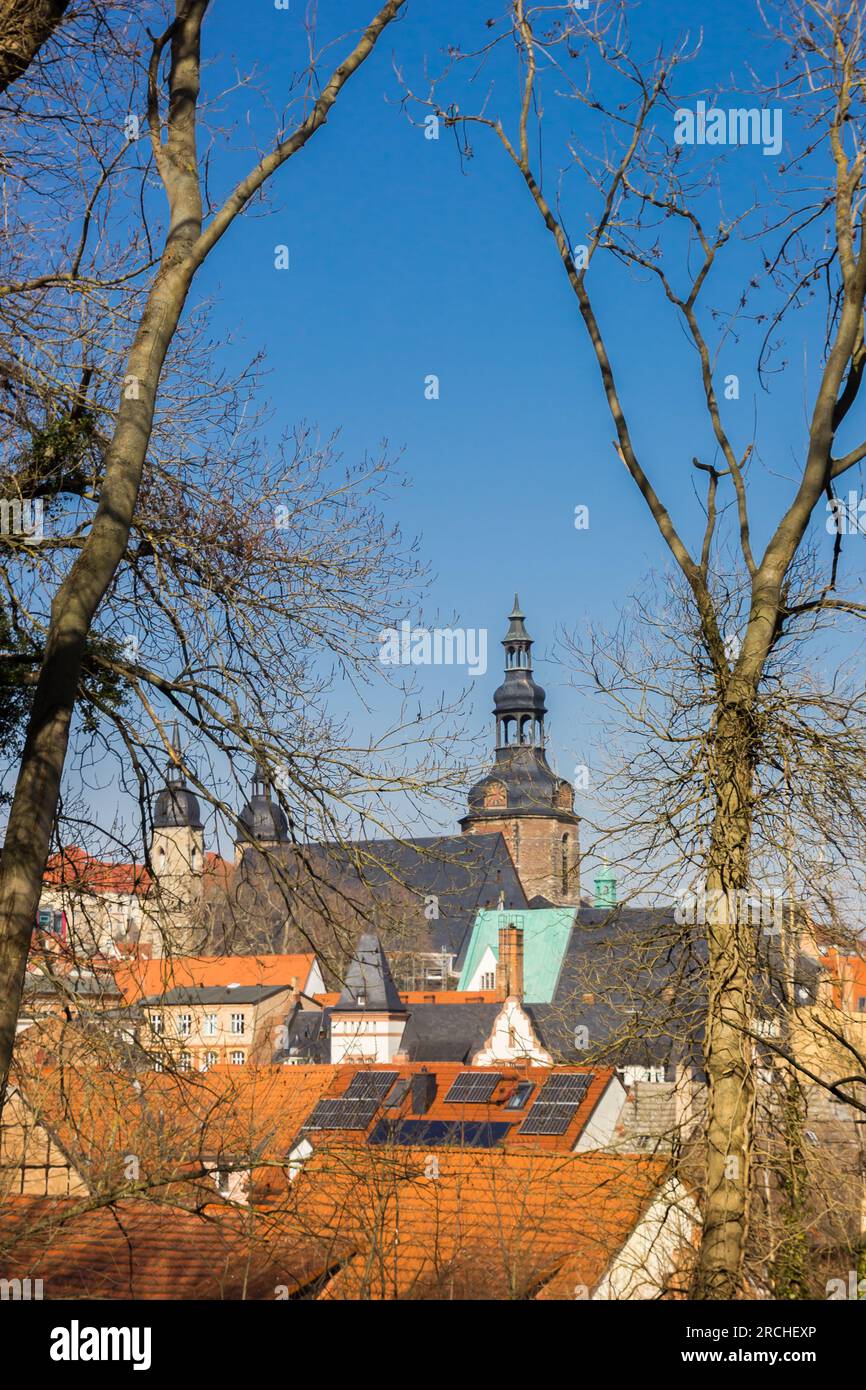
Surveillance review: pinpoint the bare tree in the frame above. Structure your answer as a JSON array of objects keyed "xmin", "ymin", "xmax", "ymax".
[
  {"xmin": 0, "ymin": 0, "xmax": 412, "ymax": 1118},
  {"xmin": 402, "ymin": 0, "xmax": 866, "ymax": 1295}
]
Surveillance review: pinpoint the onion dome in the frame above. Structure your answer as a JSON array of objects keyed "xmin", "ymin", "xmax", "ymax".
[{"xmin": 153, "ymin": 724, "xmax": 203, "ymax": 829}]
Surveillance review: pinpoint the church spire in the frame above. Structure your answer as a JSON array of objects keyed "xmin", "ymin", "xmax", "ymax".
[
  {"xmin": 494, "ymin": 595, "xmax": 547, "ymax": 749},
  {"xmin": 166, "ymin": 722, "xmax": 185, "ymax": 787}
]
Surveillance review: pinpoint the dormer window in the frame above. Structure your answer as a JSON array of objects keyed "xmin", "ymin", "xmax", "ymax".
[{"xmin": 505, "ymin": 1081, "xmax": 534, "ymax": 1110}]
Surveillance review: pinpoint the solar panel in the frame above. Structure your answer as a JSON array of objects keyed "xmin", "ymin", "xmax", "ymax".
[
  {"xmin": 368, "ymin": 1119, "xmax": 510, "ymax": 1149},
  {"xmin": 383, "ymin": 1077, "xmax": 411, "ymax": 1108},
  {"xmin": 444, "ymin": 1071, "xmax": 502, "ymax": 1104},
  {"xmin": 303, "ymin": 1097, "xmax": 379, "ymax": 1131},
  {"xmin": 519, "ymin": 1073, "xmax": 594, "ymax": 1136},
  {"xmin": 344, "ymin": 1070, "xmax": 399, "ymax": 1100},
  {"xmin": 540, "ymin": 1073, "xmax": 594, "ymax": 1104},
  {"xmin": 518, "ymin": 1103, "xmax": 578, "ymax": 1136}
]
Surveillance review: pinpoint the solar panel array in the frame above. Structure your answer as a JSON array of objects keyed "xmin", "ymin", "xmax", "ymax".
[
  {"xmin": 343, "ymin": 1070, "xmax": 398, "ymax": 1101},
  {"xmin": 368, "ymin": 1119, "xmax": 511, "ymax": 1149},
  {"xmin": 519, "ymin": 1072, "xmax": 594, "ymax": 1135},
  {"xmin": 303, "ymin": 1097, "xmax": 379, "ymax": 1131},
  {"xmin": 444, "ymin": 1071, "xmax": 502, "ymax": 1104}
]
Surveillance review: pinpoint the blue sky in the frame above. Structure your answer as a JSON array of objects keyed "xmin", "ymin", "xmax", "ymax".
[{"xmin": 61, "ymin": 2, "xmax": 866, "ymax": 868}]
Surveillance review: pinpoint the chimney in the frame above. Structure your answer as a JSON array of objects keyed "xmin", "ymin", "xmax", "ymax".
[
  {"xmin": 411, "ymin": 1070, "xmax": 436, "ymax": 1115},
  {"xmin": 497, "ymin": 924, "xmax": 524, "ymax": 1001}
]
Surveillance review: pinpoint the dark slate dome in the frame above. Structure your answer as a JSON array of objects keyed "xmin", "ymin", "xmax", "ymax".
[
  {"xmin": 461, "ymin": 597, "xmax": 578, "ymax": 826},
  {"xmin": 236, "ymin": 767, "xmax": 290, "ymax": 845},
  {"xmin": 154, "ymin": 784, "xmax": 203, "ymax": 829},
  {"xmin": 493, "ymin": 670, "xmax": 547, "ymax": 716},
  {"xmin": 467, "ymin": 748, "xmax": 572, "ymax": 817},
  {"xmin": 153, "ymin": 724, "xmax": 203, "ymax": 828}
]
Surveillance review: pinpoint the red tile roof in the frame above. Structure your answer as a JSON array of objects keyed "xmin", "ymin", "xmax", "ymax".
[
  {"xmin": 112, "ymin": 952, "xmax": 317, "ymax": 1004},
  {"xmin": 42, "ymin": 846, "xmax": 232, "ymax": 898},
  {"xmin": 289, "ymin": 1148, "xmax": 685, "ymax": 1299},
  {"xmin": 0, "ymin": 1196, "xmax": 343, "ymax": 1299}
]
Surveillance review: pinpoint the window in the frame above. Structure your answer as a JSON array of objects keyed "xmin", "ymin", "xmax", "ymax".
[
  {"xmin": 480, "ymin": 971, "xmax": 495, "ymax": 990},
  {"xmin": 505, "ymin": 1081, "xmax": 534, "ymax": 1110},
  {"xmin": 179, "ymin": 1051, "xmax": 192, "ymax": 1072},
  {"xmin": 230, "ymin": 1051, "xmax": 246, "ymax": 1066},
  {"xmin": 177, "ymin": 1013, "xmax": 191, "ymax": 1037},
  {"xmin": 204, "ymin": 1013, "xmax": 218, "ymax": 1037},
  {"xmin": 561, "ymin": 834, "xmax": 569, "ymax": 895},
  {"xmin": 151, "ymin": 1012, "xmax": 163, "ymax": 1036},
  {"xmin": 230, "ymin": 1012, "xmax": 245, "ymax": 1035},
  {"xmin": 755, "ymin": 1017, "xmax": 781, "ymax": 1039},
  {"xmin": 858, "ymin": 996, "xmax": 866, "ymax": 1012},
  {"xmin": 153, "ymin": 1059, "xmax": 164, "ymax": 1074},
  {"xmin": 204, "ymin": 1051, "xmax": 218, "ymax": 1070},
  {"xmin": 214, "ymin": 1169, "xmax": 231, "ymax": 1193}
]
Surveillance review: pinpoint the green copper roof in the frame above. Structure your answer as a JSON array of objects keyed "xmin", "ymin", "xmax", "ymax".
[
  {"xmin": 457, "ymin": 907, "xmax": 577, "ymax": 1003},
  {"xmin": 593, "ymin": 860, "xmax": 617, "ymax": 907}
]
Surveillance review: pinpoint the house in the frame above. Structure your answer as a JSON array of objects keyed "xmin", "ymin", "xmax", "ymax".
[
  {"xmin": 0, "ymin": 1155, "xmax": 699, "ymax": 1300},
  {"xmin": 112, "ymin": 950, "xmax": 324, "ymax": 1004},
  {"xmin": 283, "ymin": 1061, "xmax": 627, "ymax": 1185},
  {"xmin": 1, "ymin": 1046, "xmax": 336, "ymax": 1201},
  {"xmin": 139, "ymin": 983, "xmax": 296, "ymax": 1070}
]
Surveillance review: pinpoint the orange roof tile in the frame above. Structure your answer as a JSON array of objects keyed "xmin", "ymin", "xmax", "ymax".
[
  {"xmin": 112, "ymin": 952, "xmax": 317, "ymax": 1004},
  {"xmin": 43, "ymin": 846, "xmax": 151, "ymax": 896},
  {"xmin": 0, "ymin": 1196, "xmax": 343, "ymax": 1299},
  {"xmin": 313, "ymin": 989, "xmax": 500, "ymax": 1008},
  {"xmin": 287, "ymin": 1147, "xmax": 681, "ymax": 1300},
  {"xmin": 299, "ymin": 1062, "xmax": 616, "ymax": 1155}
]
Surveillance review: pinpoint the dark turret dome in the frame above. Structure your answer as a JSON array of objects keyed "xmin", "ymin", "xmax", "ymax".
[
  {"xmin": 154, "ymin": 785, "xmax": 203, "ymax": 829},
  {"xmin": 236, "ymin": 766, "xmax": 290, "ymax": 845},
  {"xmin": 493, "ymin": 670, "xmax": 547, "ymax": 715},
  {"xmin": 461, "ymin": 596, "xmax": 578, "ymax": 825},
  {"xmin": 153, "ymin": 724, "xmax": 203, "ymax": 828}
]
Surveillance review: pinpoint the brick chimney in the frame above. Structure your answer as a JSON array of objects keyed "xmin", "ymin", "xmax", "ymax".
[{"xmin": 497, "ymin": 923, "xmax": 524, "ymax": 1001}]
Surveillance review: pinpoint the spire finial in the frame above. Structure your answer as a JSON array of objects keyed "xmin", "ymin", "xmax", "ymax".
[{"xmin": 166, "ymin": 722, "xmax": 185, "ymax": 786}]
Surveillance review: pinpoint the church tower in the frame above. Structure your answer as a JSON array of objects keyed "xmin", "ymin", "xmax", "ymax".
[
  {"xmin": 235, "ymin": 766, "xmax": 291, "ymax": 861},
  {"xmin": 460, "ymin": 596, "xmax": 580, "ymax": 904},
  {"xmin": 149, "ymin": 726, "xmax": 205, "ymax": 948}
]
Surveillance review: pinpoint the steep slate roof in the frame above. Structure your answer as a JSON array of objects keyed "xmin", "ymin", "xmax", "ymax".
[
  {"xmin": 335, "ymin": 933, "xmax": 404, "ymax": 1011},
  {"xmin": 397, "ymin": 1002, "xmax": 503, "ymax": 1062},
  {"xmin": 456, "ymin": 906, "xmax": 577, "ymax": 996},
  {"xmin": 528, "ymin": 906, "xmax": 824, "ymax": 1072},
  {"xmin": 231, "ymin": 832, "xmax": 526, "ymax": 958}
]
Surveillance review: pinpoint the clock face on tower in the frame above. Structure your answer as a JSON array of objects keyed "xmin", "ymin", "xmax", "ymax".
[{"xmin": 484, "ymin": 781, "xmax": 507, "ymax": 809}]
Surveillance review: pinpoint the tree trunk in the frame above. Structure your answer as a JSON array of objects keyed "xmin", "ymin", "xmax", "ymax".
[
  {"xmin": 0, "ymin": 0, "xmax": 71, "ymax": 94},
  {"xmin": 693, "ymin": 699, "xmax": 758, "ymax": 1298}
]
